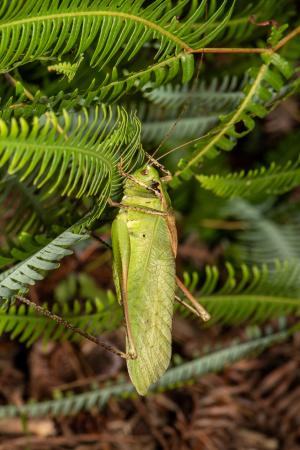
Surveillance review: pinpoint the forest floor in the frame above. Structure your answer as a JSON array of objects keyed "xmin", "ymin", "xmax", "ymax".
[{"xmin": 0, "ymin": 240, "xmax": 299, "ymax": 450}]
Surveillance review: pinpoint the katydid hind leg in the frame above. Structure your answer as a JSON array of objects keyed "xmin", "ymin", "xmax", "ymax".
[
  {"xmin": 16, "ymin": 295, "xmax": 133, "ymax": 359},
  {"xmin": 175, "ymin": 295, "xmax": 202, "ymax": 317},
  {"xmin": 176, "ymin": 276, "xmax": 211, "ymax": 322},
  {"xmin": 111, "ymin": 218, "xmax": 137, "ymax": 359}
]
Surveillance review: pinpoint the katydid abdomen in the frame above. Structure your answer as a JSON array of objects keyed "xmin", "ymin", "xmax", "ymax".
[{"xmin": 112, "ymin": 165, "xmax": 176, "ymax": 395}]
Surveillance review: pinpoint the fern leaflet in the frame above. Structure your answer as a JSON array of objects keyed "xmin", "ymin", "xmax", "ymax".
[
  {"xmin": 0, "ymin": 106, "xmax": 143, "ymax": 220},
  {"xmin": 183, "ymin": 261, "xmax": 300, "ymax": 325},
  {"xmin": 0, "ymin": 0, "xmax": 233, "ymax": 73},
  {"xmin": 197, "ymin": 156, "xmax": 300, "ymax": 199},
  {"xmin": 0, "ymin": 294, "xmax": 121, "ymax": 346},
  {"xmin": 0, "ymin": 228, "xmax": 87, "ymax": 300},
  {"xmin": 170, "ymin": 53, "xmax": 294, "ymax": 187}
]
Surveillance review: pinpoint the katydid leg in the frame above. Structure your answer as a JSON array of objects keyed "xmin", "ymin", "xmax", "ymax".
[
  {"xmin": 16, "ymin": 295, "xmax": 135, "ymax": 359},
  {"xmin": 175, "ymin": 295, "xmax": 202, "ymax": 317},
  {"xmin": 176, "ymin": 276, "xmax": 210, "ymax": 322}
]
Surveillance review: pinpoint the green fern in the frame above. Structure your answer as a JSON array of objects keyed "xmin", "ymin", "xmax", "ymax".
[
  {"xmin": 224, "ymin": 199, "xmax": 300, "ymax": 265},
  {"xmin": 197, "ymin": 0, "xmax": 293, "ymax": 45},
  {"xmin": 0, "ymin": 0, "xmax": 233, "ymax": 73},
  {"xmin": 197, "ymin": 156, "xmax": 300, "ymax": 199},
  {"xmin": 0, "ymin": 105, "xmax": 143, "ymax": 219},
  {"xmin": 170, "ymin": 52, "xmax": 294, "ymax": 187},
  {"xmin": 0, "ymin": 324, "xmax": 289, "ymax": 418},
  {"xmin": 97, "ymin": 52, "xmax": 196, "ymax": 103},
  {"xmin": 141, "ymin": 111, "xmax": 220, "ymax": 145},
  {"xmin": 184, "ymin": 261, "xmax": 300, "ymax": 325},
  {"xmin": 0, "ymin": 174, "xmax": 75, "ymax": 235},
  {"xmin": 139, "ymin": 76, "xmax": 244, "ymax": 145},
  {"xmin": 0, "ymin": 294, "xmax": 121, "ymax": 346},
  {"xmin": 48, "ymin": 57, "xmax": 84, "ymax": 81},
  {"xmin": 0, "ymin": 228, "xmax": 87, "ymax": 300},
  {"xmin": 0, "ymin": 53, "xmax": 196, "ymax": 116},
  {"xmin": 143, "ymin": 75, "xmax": 244, "ymax": 110}
]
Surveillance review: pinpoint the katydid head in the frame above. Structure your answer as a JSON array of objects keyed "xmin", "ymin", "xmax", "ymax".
[{"xmin": 133, "ymin": 164, "xmax": 161, "ymax": 186}]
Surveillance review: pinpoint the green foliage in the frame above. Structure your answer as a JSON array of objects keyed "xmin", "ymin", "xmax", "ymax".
[
  {"xmin": 143, "ymin": 75, "xmax": 244, "ymax": 110},
  {"xmin": 0, "ymin": 0, "xmax": 233, "ymax": 74},
  {"xmin": 0, "ymin": 105, "xmax": 143, "ymax": 222},
  {"xmin": 197, "ymin": 156, "xmax": 300, "ymax": 199},
  {"xmin": 0, "ymin": 228, "xmax": 87, "ymax": 300},
  {"xmin": 0, "ymin": 174, "xmax": 75, "ymax": 236},
  {"xmin": 0, "ymin": 323, "xmax": 289, "ymax": 418},
  {"xmin": 208, "ymin": 0, "xmax": 293, "ymax": 44},
  {"xmin": 224, "ymin": 199, "xmax": 300, "ymax": 265},
  {"xmin": 48, "ymin": 57, "xmax": 84, "ymax": 81},
  {"xmin": 0, "ymin": 0, "xmax": 299, "ymax": 406},
  {"xmin": 186, "ymin": 261, "xmax": 300, "ymax": 324},
  {"xmin": 140, "ymin": 75, "xmax": 244, "ymax": 145},
  {"xmin": 170, "ymin": 52, "xmax": 295, "ymax": 187},
  {"xmin": 0, "ymin": 293, "xmax": 121, "ymax": 346}
]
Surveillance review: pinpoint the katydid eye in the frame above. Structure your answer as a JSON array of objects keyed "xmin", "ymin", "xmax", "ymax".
[{"xmin": 141, "ymin": 169, "xmax": 149, "ymax": 176}]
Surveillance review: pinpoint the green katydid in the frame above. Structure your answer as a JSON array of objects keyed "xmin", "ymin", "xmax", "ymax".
[{"xmin": 110, "ymin": 162, "xmax": 210, "ymax": 395}]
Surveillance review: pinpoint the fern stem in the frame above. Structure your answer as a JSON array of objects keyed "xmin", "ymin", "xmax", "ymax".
[
  {"xmin": 15, "ymin": 295, "xmax": 128, "ymax": 359},
  {"xmin": 190, "ymin": 25, "xmax": 300, "ymax": 55},
  {"xmin": 189, "ymin": 47, "xmax": 269, "ymax": 54},
  {"xmin": 274, "ymin": 25, "xmax": 300, "ymax": 52}
]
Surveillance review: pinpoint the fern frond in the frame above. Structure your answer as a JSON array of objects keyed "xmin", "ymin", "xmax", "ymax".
[
  {"xmin": 197, "ymin": 156, "xmax": 300, "ymax": 199},
  {"xmin": 48, "ymin": 57, "xmax": 84, "ymax": 81},
  {"xmin": 142, "ymin": 113, "xmax": 219, "ymax": 145},
  {"xmin": 224, "ymin": 199, "xmax": 300, "ymax": 265},
  {"xmin": 183, "ymin": 261, "xmax": 300, "ymax": 325},
  {"xmin": 0, "ymin": 106, "xmax": 143, "ymax": 219},
  {"xmin": 0, "ymin": 0, "xmax": 233, "ymax": 73},
  {"xmin": 0, "ymin": 174, "xmax": 74, "ymax": 235},
  {"xmin": 0, "ymin": 324, "xmax": 289, "ymax": 418},
  {"xmin": 0, "ymin": 232, "xmax": 48, "ymax": 269},
  {"xmin": 138, "ymin": 76, "xmax": 244, "ymax": 146},
  {"xmin": 144, "ymin": 75, "xmax": 244, "ymax": 110},
  {"xmin": 0, "ymin": 53, "xmax": 196, "ymax": 116},
  {"xmin": 0, "ymin": 228, "xmax": 87, "ymax": 300},
  {"xmin": 98, "ymin": 52, "xmax": 196, "ymax": 103},
  {"xmin": 171, "ymin": 53, "xmax": 294, "ymax": 187},
  {"xmin": 0, "ymin": 294, "xmax": 121, "ymax": 346},
  {"xmin": 203, "ymin": 0, "xmax": 293, "ymax": 44}
]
